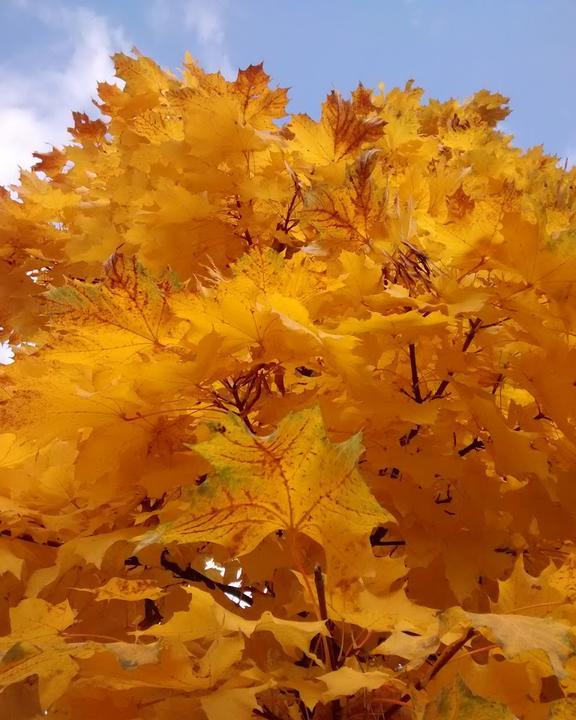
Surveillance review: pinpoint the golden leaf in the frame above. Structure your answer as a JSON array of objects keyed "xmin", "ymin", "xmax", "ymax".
[
  {"xmin": 1, "ymin": 46, "xmax": 576, "ymax": 719},
  {"xmin": 135, "ymin": 407, "xmax": 391, "ymax": 582},
  {"xmin": 82, "ymin": 577, "xmax": 166, "ymax": 602},
  {"xmin": 442, "ymin": 607, "xmax": 576, "ymax": 679},
  {"xmin": 288, "ymin": 90, "xmax": 385, "ymax": 165},
  {"xmin": 424, "ymin": 676, "xmax": 516, "ymax": 719}
]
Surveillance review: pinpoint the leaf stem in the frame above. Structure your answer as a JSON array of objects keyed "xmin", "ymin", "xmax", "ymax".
[
  {"xmin": 433, "ymin": 317, "xmax": 482, "ymax": 399},
  {"xmin": 426, "ymin": 628, "xmax": 476, "ymax": 683},
  {"xmin": 314, "ymin": 565, "xmax": 342, "ymax": 720},
  {"xmin": 408, "ymin": 343, "xmax": 423, "ymax": 403},
  {"xmin": 313, "ymin": 566, "xmax": 339, "ymax": 671}
]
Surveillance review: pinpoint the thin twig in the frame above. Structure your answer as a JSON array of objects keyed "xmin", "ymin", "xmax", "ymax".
[
  {"xmin": 314, "ymin": 565, "xmax": 341, "ymax": 720},
  {"xmin": 399, "ymin": 424, "xmax": 420, "ymax": 446},
  {"xmin": 313, "ymin": 565, "xmax": 339, "ymax": 671},
  {"xmin": 408, "ymin": 344, "xmax": 423, "ymax": 403},
  {"xmin": 433, "ymin": 318, "xmax": 482, "ymax": 399},
  {"xmin": 160, "ymin": 549, "xmax": 254, "ymax": 606},
  {"xmin": 458, "ymin": 437, "xmax": 485, "ymax": 456},
  {"xmin": 383, "ymin": 693, "xmax": 412, "ymax": 719},
  {"xmin": 427, "ymin": 628, "xmax": 476, "ymax": 682},
  {"xmin": 386, "ymin": 629, "xmax": 476, "ymax": 718}
]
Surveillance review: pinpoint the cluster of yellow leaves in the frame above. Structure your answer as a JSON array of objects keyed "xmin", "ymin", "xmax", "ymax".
[{"xmin": 1, "ymin": 50, "xmax": 576, "ymax": 719}]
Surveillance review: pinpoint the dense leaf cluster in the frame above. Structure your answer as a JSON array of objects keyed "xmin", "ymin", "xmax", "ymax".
[{"xmin": 1, "ymin": 51, "xmax": 576, "ymax": 718}]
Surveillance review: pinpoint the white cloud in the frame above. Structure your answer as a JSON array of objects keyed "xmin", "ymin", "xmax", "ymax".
[
  {"xmin": 0, "ymin": 2, "xmax": 129, "ymax": 186},
  {"xmin": 183, "ymin": 1, "xmax": 225, "ymax": 45},
  {"xmin": 148, "ymin": 0, "xmax": 234, "ymax": 80}
]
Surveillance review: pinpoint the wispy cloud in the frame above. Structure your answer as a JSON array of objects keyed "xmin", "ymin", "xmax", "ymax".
[
  {"xmin": 148, "ymin": 0, "xmax": 234, "ymax": 79},
  {"xmin": 0, "ymin": 1, "xmax": 128, "ymax": 186}
]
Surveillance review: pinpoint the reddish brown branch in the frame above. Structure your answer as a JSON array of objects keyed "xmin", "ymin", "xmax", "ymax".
[
  {"xmin": 314, "ymin": 566, "xmax": 342, "ymax": 720},
  {"xmin": 458, "ymin": 437, "xmax": 485, "ymax": 456},
  {"xmin": 399, "ymin": 424, "xmax": 421, "ymax": 446},
  {"xmin": 427, "ymin": 628, "xmax": 476, "ymax": 682},
  {"xmin": 433, "ymin": 317, "xmax": 482, "ymax": 399},
  {"xmin": 160, "ymin": 549, "xmax": 254, "ymax": 606},
  {"xmin": 408, "ymin": 343, "xmax": 424, "ymax": 403}
]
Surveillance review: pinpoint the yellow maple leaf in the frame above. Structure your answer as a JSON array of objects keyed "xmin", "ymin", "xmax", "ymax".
[
  {"xmin": 424, "ymin": 676, "xmax": 516, "ymax": 719},
  {"xmin": 288, "ymin": 90, "xmax": 385, "ymax": 165},
  {"xmin": 441, "ymin": 606, "xmax": 576, "ymax": 679},
  {"xmin": 1, "ymin": 45, "xmax": 576, "ymax": 719},
  {"xmin": 135, "ymin": 406, "xmax": 391, "ymax": 582},
  {"xmin": 0, "ymin": 599, "xmax": 80, "ymax": 711},
  {"xmin": 80, "ymin": 577, "xmax": 166, "ymax": 602},
  {"xmin": 231, "ymin": 63, "xmax": 288, "ymax": 130},
  {"xmin": 44, "ymin": 252, "xmax": 186, "ymax": 362}
]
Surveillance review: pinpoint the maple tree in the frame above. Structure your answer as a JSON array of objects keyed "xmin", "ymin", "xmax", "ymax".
[{"xmin": 1, "ymin": 48, "xmax": 576, "ymax": 719}]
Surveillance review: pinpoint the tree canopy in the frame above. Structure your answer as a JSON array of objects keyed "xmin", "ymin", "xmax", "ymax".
[{"xmin": 1, "ymin": 51, "xmax": 576, "ymax": 719}]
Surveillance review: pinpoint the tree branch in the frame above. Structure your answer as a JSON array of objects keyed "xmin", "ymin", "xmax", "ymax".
[
  {"xmin": 160, "ymin": 549, "xmax": 254, "ymax": 606},
  {"xmin": 313, "ymin": 565, "xmax": 339, "ymax": 671},
  {"xmin": 399, "ymin": 424, "xmax": 420, "ymax": 446},
  {"xmin": 314, "ymin": 566, "xmax": 342, "ymax": 720},
  {"xmin": 458, "ymin": 437, "xmax": 485, "ymax": 456},
  {"xmin": 427, "ymin": 628, "xmax": 476, "ymax": 683},
  {"xmin": 433, "ymin": 318, "xmax": 482, "ymax": 399},
  {"xmin": 408, "ymin": 343, "xmax": 423, "ymax": 403}
]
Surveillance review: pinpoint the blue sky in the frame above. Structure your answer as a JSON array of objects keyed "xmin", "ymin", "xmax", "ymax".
[{"xmin": 0, "ymin": 0, "xmax": 575, "ymax": 186}]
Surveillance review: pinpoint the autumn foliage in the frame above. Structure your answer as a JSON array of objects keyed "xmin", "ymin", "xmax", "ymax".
[{"xmin": 1, "ymin": 50, "xmax": 576, "ymax": 719}]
